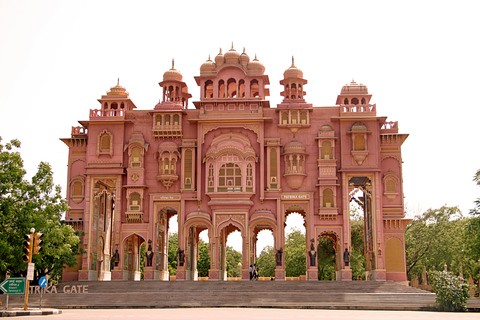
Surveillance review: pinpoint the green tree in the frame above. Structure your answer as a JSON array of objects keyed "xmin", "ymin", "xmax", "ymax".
[
  {"xmin": 226, "ymin": 246, "xmax": 242, "ymax": 277},
  {"xmin": 466, "ymin": 170, "xmax": 480, "ymax": 261},
  {"xmin": 256, "ymin": 245, "xmax": 275, "ymax": 278},
  {"xmin": 167, "ymin": 232, "xmax": 178, "ymax": 275},
  {"xmin": 285, "ymin": 228, "xmax": 306, "ymax": 277},
  {"xmin": 405, "ymin": 206, "xmax": 468, "ymax": 280},
  {"xmin": 0, "ymin": 138, "xmax": 81, "ymax": 282},
  {"xmin": 197, "ymin": 239, "xmax": 210, "ymax": 277},
  {"xmin": 350, "ymin": 219, "xmax": 366, "ymax": 280}
]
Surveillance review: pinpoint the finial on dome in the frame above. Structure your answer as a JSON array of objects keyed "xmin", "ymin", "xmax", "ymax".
[
  {"xmin": 219, "ymin": 48, "xmax": 222, "ymax": 54},
  {"xmin": 208, "ymin": 55, "xmax": 211, "ymax": 61},
  {"xmin": 117, "ymin": 78, "xmax": 120, "ymax": 86},
  {"xmin": 171, "ymin": 59, "xmax": 175, "ymax": 69},
  {"xmin": 231, "ymin": 42, "xmax": 234, "ymax": 50},
  {"xmin": 243, "ymin": 47, "xmax": 246, "ymax": 54},
  {"xmin": 254, "ymin": 54, "xmax": 258, "ymax": 61},
  {"xmin": 292, "ymin": 56, "xmax": 295, "ymax": 67}
]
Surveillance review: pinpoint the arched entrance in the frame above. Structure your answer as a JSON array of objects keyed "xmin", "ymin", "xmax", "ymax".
[
  {"xmin": 183, "ymin": 209, "xmax": 212, "ymax": 281},
  {"xmin": 249, "ymin": 210, "xmax": 277, "ymax": 279},
  {"xmin": 317, "ymin": 232, "xmax": 339, "ymax": 280},
  {"xmin": 156, "ymin": 207, "xmax": 178, "ymax": 281},
  {"xmin": 123, "ymin": 234, "xmax": 145, "ymax": 281},
  {"xmin": 283, "ymin": 207, "xmax": 306, "ymax": 280},
  {"xmin": 348, "ymin": 177, "xmax": 374, "ymax": 280}
]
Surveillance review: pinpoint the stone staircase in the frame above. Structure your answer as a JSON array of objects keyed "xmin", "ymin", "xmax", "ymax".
[{"xmin": 2, "ymin": 280, "xmax": 480, "ymax": 311}]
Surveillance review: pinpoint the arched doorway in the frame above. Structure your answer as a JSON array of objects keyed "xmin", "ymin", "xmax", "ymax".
[
  {"xmin": 348, "ymin": 176, "xmax": 373, "ymax": 280},
  {"xmin": 123, "ymin": 234, "xmax": 145, "ymax": 281},
  {"xmin": 183, "ymin": 209, "xmax": 212, "ymax": 281},
  {"xmin": 284, "ymin": 209, "xmax": 306, "ymax": 279},
  {"xmin": 317, "ymin": 232, "xmax": 338, "ymax": 280},
  {"xmin": 157, "ymin": 207, "xmax": 178, "ymax": 281}
]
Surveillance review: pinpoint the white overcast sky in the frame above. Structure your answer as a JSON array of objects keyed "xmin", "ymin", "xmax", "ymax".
[{"xmin": 1, "ymin": 0, "xmax": 479, "ymax": 223}]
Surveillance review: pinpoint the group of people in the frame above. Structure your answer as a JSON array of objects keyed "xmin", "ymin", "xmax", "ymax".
[{"xmin": 249, "ymin": 264, "xmax": 259, "ymax": 280}]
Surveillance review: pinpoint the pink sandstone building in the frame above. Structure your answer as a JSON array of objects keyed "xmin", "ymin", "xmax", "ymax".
[{"xmin": 61, "ymin": 46, "xmax": 409, "ymax": 282}]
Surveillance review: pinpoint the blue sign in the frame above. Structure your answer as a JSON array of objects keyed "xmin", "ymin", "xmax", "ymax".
[{"xmin": 39, "ymin": 276, "xmax": 47, "ymax": 288}]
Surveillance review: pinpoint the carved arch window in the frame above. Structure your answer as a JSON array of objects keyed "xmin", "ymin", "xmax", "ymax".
[
  {"xmin": 383, "ymin": 173, "xmax": 399, "ymax": 202},
  {"xmin": 300, "ymin": 111, "xmax": 308, "ymax": 124},
  {"xmin": 322, "ymin": 188, "xmax": 335, "ymax": 208},
  {"xmin": 321, "ymin": 141, "xmax": 333, "ymax": 160},
  {"xmin": 354, "ymin": 135, "xmax": 366, "ymax": 151},
  {"xmin": 204, "ymin": 80, "xmax": 214, "ymax": 98},
  {"xmin": 97, "ymin": 130, "xmax": 113, "ymax": 157},
  {"xmin": 291, "ymin": 111, "xmax": 298, "ymax": 124},
  {"xmin": 282, "ymin": 112, "xmax": 288, "ymax": 124},
  {"xmin": 70, "ymin": 177, "xmax": 85, "ymax": 204},
  {"xmin": 218, "ymin": 80, "xmax": 225, "ymax": 98},
  {"xmin": 250, "ymin": 79, "xmax": 259, "ymax": 97},
  {"xmin": 130, "ymin": 147, "xmax": 142, "ymax": 168},
  {"xmin": 269, "ymin": 148, "xmax": 279, "ymax": 189},
  {"xmin": 351, "ymin": 97, "xmax": 359, "ymax": 105},
  {"xmin": 239, "ymin": 79, "xmax": 245, "ymax": 97},
  {"xmin": 227, "ymin": 78, "xmax": 237, "ymax": 98}
]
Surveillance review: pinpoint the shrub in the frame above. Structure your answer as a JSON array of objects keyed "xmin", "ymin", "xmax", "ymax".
[{"xmin": 429, "ymin": 270, "xmax": 472, "ymax": 312}]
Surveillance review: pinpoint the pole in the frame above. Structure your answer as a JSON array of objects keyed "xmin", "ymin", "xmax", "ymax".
[{"xmin": 24, "ymin": 228, "xmax": 34, "ymax": 311}]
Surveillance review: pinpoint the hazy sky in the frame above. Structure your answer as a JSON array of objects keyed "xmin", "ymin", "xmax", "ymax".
[{"xmin": 1, "ymin": 0, "xmax": 479, "ymax": 230}]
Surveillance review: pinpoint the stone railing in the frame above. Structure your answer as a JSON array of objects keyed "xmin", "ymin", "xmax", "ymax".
[
  {"xmin": 340, "ymin": 103, "xmax": 376, "ymax": 115},
  {"xmin": 90, "ymin": 109, "xmax": 125, "ymax": 118},
  {"xmin": 381, "ymin": 121, "xmax": 398, "ymax": 131},
  {"xmin": 71, "ymin": 126, "xmax": 87, "ymax": 135}
]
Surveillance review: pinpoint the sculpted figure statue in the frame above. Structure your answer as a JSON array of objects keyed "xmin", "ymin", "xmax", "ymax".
[
  {"xmin": 275, "ymin": 248, "xmax": 283, "ymax": 267},
  {"xmin": 343, "ymin": 248, "xmax": 350, "ymax": 267},
  {"xmin": 177, "ymin": 249, "xmax": 185, "ymax": 267},
  {"xmin": 146, "ymin": 241, "xmax": 154, "ymax": 267},
  {"xmin": 308, "ymin": 239, "xmax": 316, "ymax": 267},
  {"xmin": 113, "ymin": 249, "xmax": 120, "ymax": 267}
]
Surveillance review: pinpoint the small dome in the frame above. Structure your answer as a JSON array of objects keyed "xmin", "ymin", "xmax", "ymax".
[
  {"xmin": 215, "ymin": 48, "xmax": 224, "ymax": 65},
  {"xmin": 107, "ymin": 79, "xmax": 128, "ymax": 96},
  {"xmin": 200, "ymin": 56, "xmax": 216, "ymax": 75},
  {"xmin": 341, "ymin": 80, "xmax": 368, "ymax": 94},
  {"xmin": 351, "ymin": 122, "xmax": 367, "ymax": 132},
  {"xmin": 163, "ymin": 60, "xmax": 183, "ymax": 81},
  {"xmin": 248, "ymin": 54, "xmax": 265, "ymax": 73},
  {"xmin": 283, "ymin": 138, "xmax": 306, "ymax": 154},
  {"xmin": 283, "ymin": 57, "xmax": 303, "ymax": 79},
  {"xmin": 240, "ymin": 48, "xmax": 250, "ymax": 65},
  {"xmin": 224, "ymin": 44, "xmax": 241, "ymax": 64}
]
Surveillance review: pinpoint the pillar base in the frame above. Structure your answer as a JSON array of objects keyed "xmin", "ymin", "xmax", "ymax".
[
  {"xmin": 307, "ymin": 269, "xmax": 318, "ymax": 281},
  {"xmin": 111, "ymin": 270, "xmax": 124, "ymax": 280},
  {"xmin": 101, "ymin": 271, "xmax": 111, "ymax": 281},
  {"xmin": 143, "ymin": 269, "xmax": 158, "ymax": 280},
  {"xmin": 337, "ymin": 269, "xmax": 352, "ymax": 281},
  {"xmin": 176, "ymin": 268, "xmax": 186, "ymax": 281},
  {"xmin": 208, "ymin": 269, "xmax": 220, "ymax": 280},
  {"xmin": 275, "ymin": 268, "xmax": 285, "ymax": 281},
  {"xmin": 366, "ymin": 269, "xmax": 386, "ymax": 281}
]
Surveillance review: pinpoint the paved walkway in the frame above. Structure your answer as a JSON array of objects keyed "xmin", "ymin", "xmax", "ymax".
[{"xmin": 2, "ymin": 308, "xmax": 479, "ymax": 319}]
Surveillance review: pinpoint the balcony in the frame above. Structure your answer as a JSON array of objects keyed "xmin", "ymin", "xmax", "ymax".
[
  {"xmin": 90, "ymin": 109, "xmax": 125, "ymax": 120},
  {"xmin": 340, "ymin": 104, "xmax": 376, "ymax": 117}
]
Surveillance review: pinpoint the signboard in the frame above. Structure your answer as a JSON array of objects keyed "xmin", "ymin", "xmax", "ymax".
[
  {"xmin": 0, "ymin": 277, "xmax": 25, "ymax": 295},
  {"xmin": 39, "ymin": 276, "xmax": 47, "ymax": 288},
  {"xmin": 27, "ymin": 263, "xmax": 35, "ymax": 280}
]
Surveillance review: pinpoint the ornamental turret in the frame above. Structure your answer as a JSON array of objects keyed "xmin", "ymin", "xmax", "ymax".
[{"xmin": 156, "ymin": 60, "xmax": 191, "ymax": 110}]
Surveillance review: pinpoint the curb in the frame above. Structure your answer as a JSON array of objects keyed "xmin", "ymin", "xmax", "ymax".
[{"xmin": 1, "ymin": 308, "xmax": 62, "ymax": 317}]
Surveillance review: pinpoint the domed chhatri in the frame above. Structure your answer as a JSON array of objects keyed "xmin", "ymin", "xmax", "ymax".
[
  {"xmin": 61, "ymin": 45, "xmax": 409, "ymax": 284},
  {"xmin": 163, "ymin": 59, "xmax": 183, "ymax": 82}
]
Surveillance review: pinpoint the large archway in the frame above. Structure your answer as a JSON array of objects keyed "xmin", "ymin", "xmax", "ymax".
[
  {"xmin": 122, "ymin": 233, "xmax": 146, "ymax": 281},
  {"xmin": 317, "ymin": 232, "xmax": 338, "ymax": 280},
  {"xmin": 284, "ymin": 209, "xmax": 306, "ymax": 279},
  {"xmin": 348, "ymin": 176, "xmax": 373, "ymax": 280}
]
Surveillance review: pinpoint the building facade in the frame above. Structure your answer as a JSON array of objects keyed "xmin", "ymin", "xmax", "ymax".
[{"xmin": 61, "ymin": 46, "xmax": 409, "ymax": 282}]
